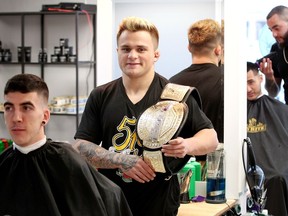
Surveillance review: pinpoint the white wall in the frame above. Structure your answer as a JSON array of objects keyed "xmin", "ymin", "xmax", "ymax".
[{"xmin": 224, "ymin": 0, "xmax": 247, "ymax": 211}]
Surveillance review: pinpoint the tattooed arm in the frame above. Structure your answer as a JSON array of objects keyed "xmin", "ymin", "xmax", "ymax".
[
  {"xmin": 260, "ymin": 58, "xmax": 281, "ymax": 97},
  {"xmin": 73, "ymin": 139, "xmax": 156, "ymax": 183},
  {"xmin": 265, "ymin": 77, "xmax": 281, "ymax": 98}
]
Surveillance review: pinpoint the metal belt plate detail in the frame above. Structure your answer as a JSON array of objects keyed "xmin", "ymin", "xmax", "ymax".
[
  {"xmin": 161, "ymin": 83, "xmax": 192, "ymax": 102},
  {"xmin": 137, "ymin": 100, "xmax": 185, "ymax": 149},
  {"xmin": 143, "ymin": 150, "xmax": 166, "ymax": 173},
  {"xmin": 137, "ymin": 83, "xmax": 193, "ymax": 174}
]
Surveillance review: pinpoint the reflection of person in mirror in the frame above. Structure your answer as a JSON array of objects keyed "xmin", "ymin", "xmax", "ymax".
[
  {"xmin": 247, "ymin": 62, "xmax": 288, "ymax": 216},
  {"xmin": 259, "ymin": 5, "xmax": 288, "ymax": 104},
  {"xmin": 170, "ymin": 19, "xmax": 224, "ymax": 163}
]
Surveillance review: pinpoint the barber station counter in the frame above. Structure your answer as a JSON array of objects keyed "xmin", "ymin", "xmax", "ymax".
[{"xmin": 177, "ymin": 199, "xmax": 237, "ymax": 216}]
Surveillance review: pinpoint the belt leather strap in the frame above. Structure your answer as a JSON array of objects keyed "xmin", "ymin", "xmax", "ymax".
[{"xmin": 137, "ymin": 83, "xmax": 202, "ymax": 175}]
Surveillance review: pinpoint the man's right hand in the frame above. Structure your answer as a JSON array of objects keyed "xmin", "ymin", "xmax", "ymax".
[
  {"xmin": 259, "ymin": 58, "xmax": 280, "ymax": 97},
  {"xmin": 259, "ymin": 58, "xmax": 274, "ymax": 80},
  {"xmin": 121, "ymin": 155, "xmax": 156, "ymax": 183}
]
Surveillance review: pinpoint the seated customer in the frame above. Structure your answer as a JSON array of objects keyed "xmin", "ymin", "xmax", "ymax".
[
  {"xmin": 247, "ymin": 61, "xmax": 288, "ymax": 216},
  {"xmin": 0, "ymin": 74, "xmax": 132, "ymax": 216}
]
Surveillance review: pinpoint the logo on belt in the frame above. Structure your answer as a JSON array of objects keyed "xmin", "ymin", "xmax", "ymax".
[{"xmin": 137, "ymin": 83, "xmax": 201, "ymax": 176}]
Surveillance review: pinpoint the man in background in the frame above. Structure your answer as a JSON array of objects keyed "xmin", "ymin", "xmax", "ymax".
[
  {"xmin": 260, "ymin": 5, "xmax": 288, "ymax": 104},
  {"xmin": 170, "ymin": 19, "xmax": 223, "ymax": 165},
  {"xmin": 247, "ymin": 61, "xmax": 288, "ymax": 216}
]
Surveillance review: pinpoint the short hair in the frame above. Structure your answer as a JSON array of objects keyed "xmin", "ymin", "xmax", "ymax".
[
  {"xmin": 188, "ymin": 19, "xmax": 221, "ymax": 55},
  {"xmin": 267, "ymin": 5, "xmax": 288, "ymax": 21},
  {"xmin": 247, "ymin": 62, "xmax": 259, "ymax": 75},
  {"xmin": 116, "ymin": 16, "xmax": 159, "ymax": 48},
  {"xmin": 221, "ymin": 19, "xmax": 224, "ymax": 48},
  {"xmin": 4, "ymin": 74, "xmax": 49, "ymax": 103}
]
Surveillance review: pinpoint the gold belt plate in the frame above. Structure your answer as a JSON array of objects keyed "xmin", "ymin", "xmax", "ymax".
[
  {"xmin": 143, "ymin": 150, "xmax": 166, "ymax": 173},
  {"xmin": 161, "ymin": 83, "xmax": 192, "ymax": 102},
  {"xmin": 137, "ymin": 100, "xmax": 186, "ymax": 149}
]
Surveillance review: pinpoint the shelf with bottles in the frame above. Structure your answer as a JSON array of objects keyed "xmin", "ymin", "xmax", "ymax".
[
  {"xmin": 0, "ymin": 46, "xmax": 12, "ymax": 63},
  {"xmin": 0, "ymin": 11, "xmax": 96, "ymax": 66},
  {"xmin": 0, "ymin": 37, "xmax": 95, "ymax": 66},
  {"xmin": 0, "ymin": 9, "xmax": 97, "ymax": 132},
  {"xmin": 49, "ymin": 95, "xmax": 88, "ymax": 116}
]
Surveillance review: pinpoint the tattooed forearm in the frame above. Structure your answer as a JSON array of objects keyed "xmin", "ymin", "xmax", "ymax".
[
  {"xmin": 265, "ymin": 78, "xmax": 279, "ymax": 97},
  {"xmin": 77, "ymin": 141, "xmax": 118, "ymax": 168},
  {"xmin": 73, "ymin": 139, "xmax": 139, "ymax": 171},
  {"xmin": 120, "ymin": 156, "xmax": 138, "ymax": 172}
]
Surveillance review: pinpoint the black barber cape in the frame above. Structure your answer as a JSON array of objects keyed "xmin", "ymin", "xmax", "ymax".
[
  {"xmin": 0, "ymin": 139, "xmax": 132, "ymax": 216},
  {"xmin": 247, "ymin": 95, "xmax": 288, "ymax": 216},
  {"xmin": 247, "ymin": 95, "xmax": 288, "ymax": 178}
]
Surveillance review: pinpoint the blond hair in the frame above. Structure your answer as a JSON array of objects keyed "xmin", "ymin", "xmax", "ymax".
[
  {"xmin": 188, "ymin": 19, "xmax": 221, "ymax": 55},
  {"xmin": 116, "ymin": 16, "xmax": 159, "ymax": 49},
  {"xmin": 221, "ymin": 19, "xmax": 224, "ymax": 48}
]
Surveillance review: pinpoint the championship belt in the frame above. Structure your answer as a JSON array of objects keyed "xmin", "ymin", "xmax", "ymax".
[{"xmin": 137, "ymin": 83, "xmax": 202, "ymax": 176}]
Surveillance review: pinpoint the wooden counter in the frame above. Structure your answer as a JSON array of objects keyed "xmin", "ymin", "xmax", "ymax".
[{"xmin": 177, "ymin": 199, "xmax": 237, "ymax": 216}]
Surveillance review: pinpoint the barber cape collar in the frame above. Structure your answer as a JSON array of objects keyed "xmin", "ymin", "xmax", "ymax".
[{"xmin": 137, "ymin": 83, "xmax": 202, "ymax": 176}]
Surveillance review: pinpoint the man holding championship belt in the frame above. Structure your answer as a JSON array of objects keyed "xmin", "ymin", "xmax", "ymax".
[
  {"xmin": 137, "ymin": 83, "xmax": 202, "ymax": 176},
  {"xmin": 73, "ymin": 16, "xmax": 218, "ymax": 216}
]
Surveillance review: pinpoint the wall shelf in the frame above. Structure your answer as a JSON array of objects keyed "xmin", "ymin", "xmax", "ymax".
[{"xmin": 0, "ymin": 9, "xmax": 97, "ymax": 139}]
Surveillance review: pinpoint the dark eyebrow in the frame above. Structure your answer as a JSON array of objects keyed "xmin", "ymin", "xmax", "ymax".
[
  {"xmin": 271, "ymin": 24, "xmax": 280, "ymax": 30},
  {"xmin": 136, "ymin": 45, "xmax": 148, "ymax": 49},
  {"xmin": 120, "ymin": 45, "xmax": 148, "ymax": 48},
  {"xmin": 3, "ymin": 102, "xmax": 13, "ymax": 107},
  {"xmin": 20, "ymin": 101, "xmax": 35, "ymax": 107},
  {"xmin": 3, "ymin": 101, "xmax": 35, "ymax": 107}
]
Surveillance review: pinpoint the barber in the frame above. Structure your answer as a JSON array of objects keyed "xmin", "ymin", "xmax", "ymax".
[{"xmin": 260, "ymin": 5, "xmax": 288, "ymax": 104}]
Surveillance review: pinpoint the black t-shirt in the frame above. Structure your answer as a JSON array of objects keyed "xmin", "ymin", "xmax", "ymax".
[
  {"xmin": 170, "ymin": 63, "xmax": 224, "ymax": 143},
  {"xmin": 270, "ymin": 43, "xmax": 288, "ymax": 104},
  {"xmin": 75, "ymin": 73, "xmax": 213, "ymax": 216}
]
